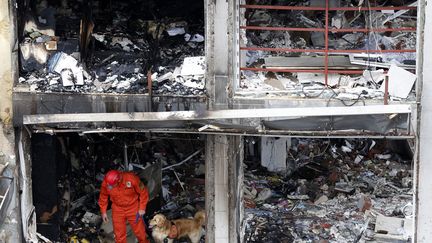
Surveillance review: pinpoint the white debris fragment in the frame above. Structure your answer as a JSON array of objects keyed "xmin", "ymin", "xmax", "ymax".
[
  {"xmin": 337, "ymin": 92, "xmax": 363, "ymax": 100},
  {"xmin": 256, "ymin": 188, "xmax": 272, "ymax": 201},
  {"xmin": 354, "ymin": 155, "xmax": 364, "ymax": 164},
  {"xmin": 369, "ymin": 140, "xmax": 376, "ymax": 150},
  {"xmin": 105, "ymin": 74, "xmax": 118, "ymax": 83},
  {"xmin": 38, "ymin": 16, "xmax": 47, "ymax": 24},
  {"xmin": 331, "ymin": 14, "xmax": 345, "ymax": 29},
  {"xmin": 81, "ymin": 212, "xmax": 102, "ymax": 225},
  {"xmin": 50, "ymin": 52, "xmax": 78, "ymax": 74},
  {"xmin": 297, "ymin": 73, "xmax": 342, "ymax": 86},
  {"xmin": 111, "ymin": 36, "xmax": 134, "ymax": 52},
  {"xmin": 341, "ymin": 146, "xmax": 352, "ymax": 153},
  {"xmin": 60, "ymin": 69, "xmax": 74, "ymax": 87},
  {"xmin": 314, "ymin": 195, "xmax": 329, "ymax": 205},
  {"xmin": 363, "ymin": 69, "xmax": 385, "ymax": 84},
  {"xmin": 151, "ymin": 72, "xmax": 158, "ymax": 80},
  {"xmin": 180, "ymin": 78, "xmax": 205, "ymax": 89},
  {"xmin": 92, "ymin": 33, "xmax": 106, "ymax": 43},
  {"xmin": 74, "ymin": 67, "xmax": 84, "ymax": 85},
  {"xmin": 190, "ymin": 34, "xmax": 204, "ymax": 42},
  {"xmin": 116, "ymin": 80, "xmax": 131, "ymax": 91},
  {"xmin": 382, "ymin": 65, "xmax": 417, "ymax": 99},
  {"xmin": 184, "ymin": 33, "xmax": 191, "ymax": 42},
  {"xmin": 167, "ymin": 27, "xmax": 185, "ymax": 36},
  {"xmin": 181, "ymin": 56, "xmax": 205, "ymax": 76},
  {"xmin": 375, "ymin": 215, "xmax": 412, "ymax": 239},
  {"xmin": 376, "ymin": 154, "xmax": 392, "ymax": 160},
  {"xmin": 157, "ymin": 72, "xmax": 173, "ymax": 82},
  {"xmin": 30, "ymin": 84, "xmax": 38, "ymax": 92},
  {"xmin": 48, "ymin": 76, "xmax": 60, "ymax": 85}
]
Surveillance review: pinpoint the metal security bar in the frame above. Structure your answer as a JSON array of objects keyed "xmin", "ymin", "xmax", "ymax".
[{"xmin": 239, "ymin": 1, "xmax": 417, "ymax": 96}]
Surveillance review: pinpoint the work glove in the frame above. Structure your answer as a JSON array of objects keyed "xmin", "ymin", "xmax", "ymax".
[{"xmin": 135, "ymin": 210, "xmax": 146, "ymax": 224}]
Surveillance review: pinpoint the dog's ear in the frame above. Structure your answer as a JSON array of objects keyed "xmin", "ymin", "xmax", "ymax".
[{"xmin": 156, "ymin": 215, "xmax": 165, "ymax": 227}]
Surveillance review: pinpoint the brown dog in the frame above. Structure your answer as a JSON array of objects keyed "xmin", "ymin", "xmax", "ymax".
[{"xmin": 149, "ymin": 211, "xmax": 205, "ymax": 243}]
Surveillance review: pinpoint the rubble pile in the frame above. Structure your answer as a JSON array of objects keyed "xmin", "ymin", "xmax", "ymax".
[
  {"xmin": 240, "ymin": 0, "xmax": 417, "ymax": 100},
  {"xmin": 244, "ymin": 138, "xmax": 413, "ymax": 242},
  {"xmin": 18, "ymin": 0, "xmax": 206, "ymax": 95},
  {"xmin": 159, "ymin": 152, "xmax": 206, "ymax": 227}
]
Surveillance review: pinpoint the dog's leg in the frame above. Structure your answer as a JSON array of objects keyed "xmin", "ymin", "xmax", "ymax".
[
  {"xmin": 151, "ymin": 234, "xmax": 163, "ymax": 243},
  {"xmin": 188, "ymin": 233, "xmax": 201, "ymax": 243}
]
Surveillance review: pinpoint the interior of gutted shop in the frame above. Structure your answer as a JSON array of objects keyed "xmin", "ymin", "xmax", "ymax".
[
  {"xmin": 17, "ymin": 0, "xmax": 205, "ymax": 95},
  {"xmin": 238, "ymin": 0, "xmax": 418, "ymax": 101},
  {"xmin": 243, "ymin": 137, "xmax": 413, "ymax": 242},
  {"xmin": 30, "ymin": 132, "xmax": 205, "ymax": 242}
]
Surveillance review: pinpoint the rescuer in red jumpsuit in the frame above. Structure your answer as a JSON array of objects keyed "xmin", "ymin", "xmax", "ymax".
[{"xmin": 98, "ymin": 170, "xmax": 150, "ymax": 243}]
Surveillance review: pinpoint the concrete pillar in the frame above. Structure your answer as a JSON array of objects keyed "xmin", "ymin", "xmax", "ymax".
[
  {"xmin": 0, "ymin": 0, "xmax": 16, "ymax": 123},
  {"xmin": 205, "ymin": 0, "xmax": 235, "ymax": 109},
  {"xmin": 206, "ymin": 135, "xmax": 243, "ymax": 243},
  {"xmin": 0, "ymin": 0, "xmax": 21, "ymax": 241},
  {"xmin": 415, "ymin": 0, "xmax": 432, "ymax": 242}
]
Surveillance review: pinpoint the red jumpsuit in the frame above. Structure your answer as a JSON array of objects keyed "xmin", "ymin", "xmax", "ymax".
[{"xmin": 99, "ymin": 172, "xmax": 150, "ymax": 243}]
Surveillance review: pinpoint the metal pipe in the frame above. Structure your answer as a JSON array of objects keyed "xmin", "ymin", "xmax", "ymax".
[
  {"xmin": 240, "ymin": 5, "xmax": 416, "ymax": 11},
  {"xmin": 328, "ymin": 49, "xmax": 416, "ymax": 53},
  {"xmin": 384, "ymin": 76, "xmax": 389, "ymax": 105},
  {"xmin": 240, "ymin": 5, "xmax": 326, "ymax": 11},
  {"xmin": 33, "ymin": 128, "xmax": 414, "ymax": 139},
  {"xmin": 147, "ymin": 70, "xmax": 152, "ymax": 97},
  {"xmin": 329, "ymin": 6, "xmax": 417, "ymax": 11},
  {"xmin": 240, "ymin": 26, "xmax": 325, "ymax": 32},
  {"xmin": 331, "ymin": 27, "xmax": 417, "ymax": 33},
  {"xmin": 240, "ymin": 47, "xmax": 416, "ymax": 53},
  {"xmin": 325, "ymin": 0, "xmax": 330, "ymax": 86},
  {"xmin": 240, "ymin": 67, "xmax": 365, "ymax": 74},
  {"xmin": 240, "ymin": 47, "xmax": 326, "ymax": 53},
  {"xmin": 124, "ymin": 143, "xmax": 129, "ymax": 171},
  {"xmin": 240, "ymin": 67, "xmax": 390, "ymax": 74},
  {"xmin": 241, "ymin": 26, "xmax": 416, "ymax": 33},
  {"xmin": 162, "ymin": 149, "xmax": 203, "ymax": 170}
]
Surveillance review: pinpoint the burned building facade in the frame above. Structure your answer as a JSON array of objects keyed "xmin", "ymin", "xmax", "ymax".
[{"xmin": 0, "ymin": 0, "xmax": 431, "ymax": 242}]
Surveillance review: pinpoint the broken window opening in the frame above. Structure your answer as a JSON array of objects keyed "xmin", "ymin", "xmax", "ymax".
[
  {"xmin": 30, "ymin": 132, "xmax": 206, "ymax": 242},
  {"xmin": 238, "ymin": 0, "xmax": 417, "ymax": 103},
  {"xmin": 17, "ymin": 0, "xmax": 206, "ymax": 96},
  {"xmin": 243, "ymin": 137, "xmax": 413, "ymax": 242}
]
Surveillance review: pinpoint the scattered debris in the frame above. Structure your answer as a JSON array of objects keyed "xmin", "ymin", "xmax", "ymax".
[
  {"xmin": 240, "ymin": 1, "xmax": 417, "ymax": 100},
  {"xmin": 18, "ymin": 0, "xmax": 206, "ymax": 96},
  {"xmin": 244, "ymin": 138, "xmax": 413, "ymax": 242}
]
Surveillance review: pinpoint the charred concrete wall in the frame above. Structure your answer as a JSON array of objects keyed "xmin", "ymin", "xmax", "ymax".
[
  {"xmin": 0, "ymin": 0, "xmax": 22, "ymax": 242},
  {"xmin": 12, "ymin": 92, "xmax": 207, "ymax": 125}
]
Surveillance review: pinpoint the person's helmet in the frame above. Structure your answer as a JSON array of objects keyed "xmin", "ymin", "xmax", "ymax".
[{"xmin": 105, "ymin": 170, "xmax": 121, "ymax": 185}]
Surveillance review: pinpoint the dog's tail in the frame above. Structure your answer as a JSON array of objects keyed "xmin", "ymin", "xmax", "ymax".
[{"xmin": 194, "ymin": 210, "xmax": 206, "ymax": 226}]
